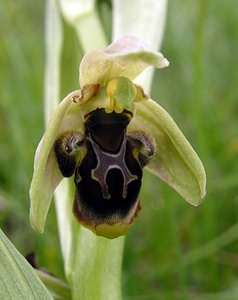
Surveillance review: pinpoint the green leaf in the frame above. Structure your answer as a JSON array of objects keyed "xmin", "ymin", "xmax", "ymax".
[
  {"xmin": 71, "ymin": 227, "xmax": 124, "ymax": 300},
  {"xmin": 0, "ymin": 229, "xmax": 52, "ymax": 299},
  {"xmin": 129, "ymin": 99, "xmax": 206, "ymax": 205}
]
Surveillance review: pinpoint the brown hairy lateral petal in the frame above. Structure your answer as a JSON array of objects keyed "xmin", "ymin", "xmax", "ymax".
[
  {"xmin": 54, "ymin": 131, "xmax": 85, "ymax": 177},
  {"xmin": 127, "ymin": 131, "xmax": 156, "ymax": 167}
]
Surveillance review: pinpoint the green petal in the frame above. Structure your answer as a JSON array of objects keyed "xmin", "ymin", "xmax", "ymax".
[
  {"xmin": 79, "ymin": 35, "xmax": 169, "ymax": 87},
  {"xmin": 129, "ymin": 99, "xmax": 206, "ymax": 206},
  {"xmin": 30, "ymin": 90, "xmax": 83, "ymax": 233}
]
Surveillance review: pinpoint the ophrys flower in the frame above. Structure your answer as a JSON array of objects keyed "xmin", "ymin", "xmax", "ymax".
[{"xmin": 30, "ymin": 36, "xmax": 206, "ymax": 239}]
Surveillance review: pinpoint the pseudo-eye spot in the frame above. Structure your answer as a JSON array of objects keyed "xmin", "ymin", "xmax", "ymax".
[{"xmin": 54, "ymin": 108, "xmax": 155, "ymax": 238}]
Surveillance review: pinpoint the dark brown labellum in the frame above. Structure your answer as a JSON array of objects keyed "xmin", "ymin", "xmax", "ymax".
[{"xmin": 54, "ymin": 108, "xmax": 155, "ymax": 238}]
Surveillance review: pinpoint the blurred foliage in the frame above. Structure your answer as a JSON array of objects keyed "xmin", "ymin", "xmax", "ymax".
[{"xmin": 0, "ymin": 0, "xmax": 238, "ymax": 299}]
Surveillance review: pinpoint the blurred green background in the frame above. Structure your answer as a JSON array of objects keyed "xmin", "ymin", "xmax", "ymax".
[{"xmin": 1, "ymin": 1, "xmax": 238, "ymax": 299}]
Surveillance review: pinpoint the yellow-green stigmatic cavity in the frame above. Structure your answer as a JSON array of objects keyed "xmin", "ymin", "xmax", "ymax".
[{"xmin": 106, "ymin": 77, "xmax": 137, "ymax": 113}]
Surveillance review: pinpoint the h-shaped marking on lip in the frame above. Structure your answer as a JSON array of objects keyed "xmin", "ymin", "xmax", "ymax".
[{"xmin": 89, "ymin": 134, "xmax": 137, "ymax": 199}]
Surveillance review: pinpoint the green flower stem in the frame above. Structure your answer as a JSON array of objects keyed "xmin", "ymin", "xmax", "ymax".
[
  {"xmin": 54, "ymin": 179, "xmax": 74, "ymax": 279},
  {"xmin": 72, "ymin": 228, "xmax": 124, "ymax": 300}
]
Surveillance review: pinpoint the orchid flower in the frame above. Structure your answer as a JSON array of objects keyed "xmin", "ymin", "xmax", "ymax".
[{"xmin": 30, "ymin": 35, "xmax": 206, "ymax": 239}]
